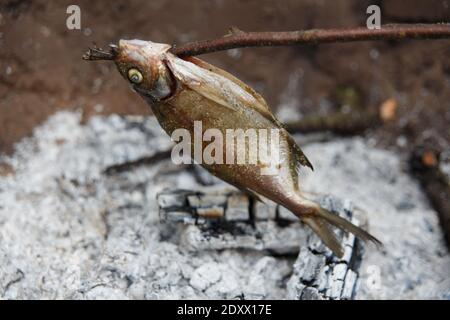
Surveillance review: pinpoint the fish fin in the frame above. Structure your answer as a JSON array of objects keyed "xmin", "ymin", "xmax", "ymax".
[
  {"xmin": 165, "ymin": 54, "xmax": 249, "ymax": 112},
  {"xmin": 183, "ymin": 57, "xmax": 270, "ymax": 109},
  {"xmin": 235, "ymin": 185, "xmax": 271, "ymax": 205},
  {"xmin": 302, "ymin": 217, "xmax": 344, "ymax": 257},
  {"xmin": 165, "ymin": 54, "xmax": 280, "ymax": 124},
  {"xmin": 315, "ymin": 206, "xmax": 382, "ymax": 246},
  {"xmin": 285, "ymin": 133, "xmax": 314, "ymax": 172},
  {"xmin": 290, "ymin": 195, "xmax": 381, "ymax": 256},
  {"xmin": 243, "ymin": 189, "xmax": 263, "ymax": 203}
]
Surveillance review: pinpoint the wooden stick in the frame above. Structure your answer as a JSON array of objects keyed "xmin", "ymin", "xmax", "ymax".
[
  {"xmin": 170, "ymin": 24, "xmax": 450, "ymax": 57},
  {"xmin": 410, "ymin": 147, "xmax": 450, "ymax": 250}
]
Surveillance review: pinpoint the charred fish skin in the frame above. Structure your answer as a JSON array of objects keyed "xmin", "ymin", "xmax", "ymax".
[{"xmin": 108, "ymin": 39, "xmax": 381, "ymax": 257}]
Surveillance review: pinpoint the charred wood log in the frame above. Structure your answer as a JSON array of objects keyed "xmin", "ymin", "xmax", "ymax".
[
  {"xmin": 410, "ymin": 147, "xmax": 450, "ymax": 250},
  {"xmin": 157, "ymin": 188, "xmax": 367, "ymax": 299}
]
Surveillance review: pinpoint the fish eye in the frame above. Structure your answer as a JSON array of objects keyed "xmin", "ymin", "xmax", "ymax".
[{"xmin": 128, "ymin": 68, "xmax": 143, "ymax": 84}]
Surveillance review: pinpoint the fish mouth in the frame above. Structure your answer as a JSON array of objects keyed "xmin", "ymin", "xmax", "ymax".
[
  {"xmin": 132, "ymin": 84, "xmax": 154, "ymax": 99},
  {"xmin": 82, "ymin": 44, "xmax": 119, "ymax": 61}
]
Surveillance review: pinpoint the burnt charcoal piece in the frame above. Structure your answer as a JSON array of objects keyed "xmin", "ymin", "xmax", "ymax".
[
  {"xmin": 157, "ymin": 188, "xmax": 366, "ymax": 299},
  {"xmin": 410, "ymin": 147, "xmax": 450, "ymax": 250}
]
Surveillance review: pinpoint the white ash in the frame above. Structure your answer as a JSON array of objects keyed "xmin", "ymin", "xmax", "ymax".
[
  {"xmin": 0, "ymin": 112, "xmax": 290, "ymax": 299},
  {"xmin": 0, "ymin": 111, "xmax": 449, "ymax": 299},
  {"xmin": 275, "ymin": 70, "xmax": 304, "ymax": 123},
  {"xmin": 295, "ymin": 135, "xmax": 450, "ymax": 299}
]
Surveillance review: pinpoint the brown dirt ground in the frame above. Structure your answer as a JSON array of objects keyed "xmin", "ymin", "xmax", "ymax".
[{"xmin": 0, "ymin": 0, "xmax": 449, "ymax": 158}]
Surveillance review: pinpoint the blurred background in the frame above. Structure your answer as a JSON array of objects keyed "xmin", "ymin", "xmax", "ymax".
[{"xmin": 1, "ymin": 0, "xmax": 449, "ymax": 157}]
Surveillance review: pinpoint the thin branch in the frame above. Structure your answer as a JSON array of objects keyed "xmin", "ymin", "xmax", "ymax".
[
  {"xmin": 285, "ymin": 110, "xmax": 380, "ymax": 135},
  {"xmin": 104, "ymin": 150, "xmax": 171, "ymax": 175},
  {"xmin": 170, "ymin": 24, "xmax": 450, "ymax": 57},
  {"xmin": 410, "ymin": 147, "xmax": 450, "ymax": 250},
  {"xmin": 82, "ymin": 44, "xmax": 118, "ymax": 61}
]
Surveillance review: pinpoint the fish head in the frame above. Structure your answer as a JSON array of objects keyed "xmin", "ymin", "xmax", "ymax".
[
  {"xmin": 83, "ymin": 40, "xmax": 175, "ymax": 101},
  {"xmin": 114, "ymin": 40, "xmax": 175, "ymax": 101}
]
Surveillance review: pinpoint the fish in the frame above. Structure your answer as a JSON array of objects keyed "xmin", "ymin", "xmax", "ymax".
[{"xmin": 84, "ymin": 39, "xmax": 381, "ymax": 257}]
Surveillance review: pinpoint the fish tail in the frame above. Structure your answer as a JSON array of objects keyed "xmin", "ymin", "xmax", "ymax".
[
  {"xmin": 302, "ymin": 216, "xmax": 345, "ymax": 257},
  {"xmin": 290, "ymin": 195, "xmax": 382, "ymax": 258},
  {"xmin": 315, "ymin": 205, "xmax": 382, "ymax": 246}
]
